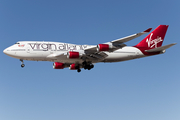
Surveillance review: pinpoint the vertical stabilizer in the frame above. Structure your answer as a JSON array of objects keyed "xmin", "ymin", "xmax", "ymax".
[{"xmin": 135, "ymin": 25, "xmax": 169, "ymax": 49}]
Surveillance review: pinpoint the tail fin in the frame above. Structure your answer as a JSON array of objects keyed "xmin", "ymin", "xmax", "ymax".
[{"xmin": 135, "ymin": 25, "xmax": 169, "ymax": 49}]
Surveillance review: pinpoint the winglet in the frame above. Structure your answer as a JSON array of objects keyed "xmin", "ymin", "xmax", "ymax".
[{"xmin": 144, "ymin": 28, "xmax": 152, "ymax": 32}]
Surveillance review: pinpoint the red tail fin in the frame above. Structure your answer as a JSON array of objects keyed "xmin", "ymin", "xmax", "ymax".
[{"xmin": 135, "ymin": 25, "xmax": 169, "ymax": 49}]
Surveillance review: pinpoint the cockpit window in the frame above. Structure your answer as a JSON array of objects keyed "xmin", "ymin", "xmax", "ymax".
[{"xmin": 15, "ymin": 42, "xmax": 20, "ymax": 44}]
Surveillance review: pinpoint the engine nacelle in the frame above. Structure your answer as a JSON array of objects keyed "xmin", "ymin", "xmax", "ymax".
[
  {"xmin": 97, "ymin": 44, "xmax": 109, "ymax": 51},
  {"xmin": 53, "ymin": 62, "xmax": 64, "ymax": 69},
  {"xmin": 69, "ymin": 63, "xmax": 79, "ymax": 70},
  {"xmin": 97, "ymin": 44, "xmax": 116, "ymax": 52},
  {"xmin": 67, "ymin": 51, "xmax": 81, "ymax": 59}
]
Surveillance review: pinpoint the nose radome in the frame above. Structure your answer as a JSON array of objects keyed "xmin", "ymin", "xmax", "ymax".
[
  {"xmin": 3, "ymin": 48, "xmax": 7, "ymax": 54},
  {"xmin": 3, "ymin": 48, "xmax": 10, "ymax": 55}
]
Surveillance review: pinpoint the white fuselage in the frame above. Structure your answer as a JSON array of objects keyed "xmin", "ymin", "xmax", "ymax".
[{"xmin": 3, "ymin": 41, "xmax": 145, "ymax": 64}]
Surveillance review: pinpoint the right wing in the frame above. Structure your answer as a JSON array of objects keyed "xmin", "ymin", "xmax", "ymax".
[
  {"xmin": 85, "ymin": 27, "xmax": 152, "ymax": 53},
  {"xmin": 105, "ymin": 28, "xmax": 152, "ymax": 45},
  {"xmin": 47, "ymin": 27, "xmax": 153, "ymax": 62}
]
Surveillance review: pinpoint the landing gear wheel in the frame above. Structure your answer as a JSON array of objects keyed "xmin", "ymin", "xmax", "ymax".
[
  {"xmin": 77, "ymin": 69, "xmax": 81, "ymax": 73},
  {"xmin": 21, "ymin": 64, "xmax": 25, "ymax": 68},
  {"xmin": 88, "ymin": 67, "xmax": 91, "ymax": 70},
  {"xmin": 20, "ymin": 59, "xmax": 25, "ymax": 68},
  {"xmin": 86, "ymin": 64, "xmax": 94, "ymax": 70},
  {"xmin": 84, "ymin": 65, "xmax": 88, "ymax": 70},
  {"xmin": 90, "ymin": 64, "xmax": 94, "ymax": 69}
]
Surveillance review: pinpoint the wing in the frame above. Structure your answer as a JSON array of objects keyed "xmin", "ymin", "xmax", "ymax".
[
  {"xmin": 82, "ymin": 51, "xmax": 108, "ymax": 61},
  {"xmin": 82, "ymin": 27, "xmax": 152, "ymax": 61},
  {"xmin": 47, "ymin": 50, "xmax": 108, "ymax": 62},
  {"xmin": 47, "ymin": 27, "xmax": 152, "ymax": 62},
  {"xmin": 85, "ymin": 27, "xmax": 152, "ymax": 53}
]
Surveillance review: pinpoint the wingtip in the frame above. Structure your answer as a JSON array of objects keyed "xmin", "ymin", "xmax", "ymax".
[
  {"xmin": 172, "ymin": 43, "xmax": 177, "ymax": 45},
  {"xmin": 144, "ymin": 28, "xmax": 152, "ymax": 32}
]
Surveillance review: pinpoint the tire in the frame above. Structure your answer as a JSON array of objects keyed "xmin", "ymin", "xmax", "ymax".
[{"xmin": 21, "ymin": 64, "xmax": 25, "ymax": 68}]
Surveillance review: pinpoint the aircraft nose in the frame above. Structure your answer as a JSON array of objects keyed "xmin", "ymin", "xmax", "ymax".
[
  {"xmin": 3, "ymin": 48, "xmax": 8, "ymax": 54},
  {"xmin": 3, "ymin": 48, "xmax": 11, "ymax": 56}
]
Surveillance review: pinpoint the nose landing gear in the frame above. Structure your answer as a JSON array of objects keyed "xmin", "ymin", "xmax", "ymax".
[{"xmin": 20, "ymin": 59, "xmax": 25, "ymax": 68}]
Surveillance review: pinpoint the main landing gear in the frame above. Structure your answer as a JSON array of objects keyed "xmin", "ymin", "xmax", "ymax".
[
  {"xmin": 73, "ymin": 61, "xmax": 94, "ymax": 73},
  {"xmin": 77, "ymin": 69, "xmax": 81, "ymax": 73},
  {"xmin": 20, "ymin": 59, "xmax": 25, "ymax": 68},
  {"xmin": 82, "ymin": 61, "xmax": 94, "ymax": 70},
  {"xmin": 74, "ymin": 66, "xmax": 81, "ymax": 73}
]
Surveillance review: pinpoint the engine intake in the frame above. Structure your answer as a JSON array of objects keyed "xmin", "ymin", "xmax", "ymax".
[{"xmin": 53, "ymin": 62, "xmax": 64, "ymax": 69}]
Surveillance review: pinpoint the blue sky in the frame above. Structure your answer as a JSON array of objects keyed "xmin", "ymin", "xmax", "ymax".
[{"xmin": 0, "ymin": 0, "xmax": 180, "ymax": 120}]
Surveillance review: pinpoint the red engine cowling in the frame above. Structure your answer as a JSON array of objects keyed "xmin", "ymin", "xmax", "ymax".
[
  {"xmin": 67, "ymin": 51, "xmax": 80, "ymax": 59},
  {"xmin": 69, "ymin": 63, "xmax": 78, "ymax": 70},
  {"xmin": 97, "ymin": 44, "xmax": 110, "ymax": 51},
  {"xmin": 53, "ymin": 62, "xmax": 64, "ymax": 69}
]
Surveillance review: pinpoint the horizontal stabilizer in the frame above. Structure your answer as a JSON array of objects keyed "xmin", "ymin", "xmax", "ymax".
[{"xmin": 145, "ymin": 43, "xmax": 176, "ymax": 52}]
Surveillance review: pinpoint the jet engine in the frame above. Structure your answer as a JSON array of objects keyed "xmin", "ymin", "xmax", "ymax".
[
  {"xmin": 69, "ymin": 63, "xmax": 76, "ymax": 70},
  {"xmin": 69, "ymin": 63, "xmax": 80, "ymax": 70},
  {"xmin": 67, "ymin": 51, "xmax": 81, "ymax": 59},
  {"xmin": 69, "ymin": 63, "xmax": 81, "ymax": 72},
  {"xmin": 53, "ymin": 62, "xmax": 64, "ymax": 69},
  {"xmin": 97, "ymin": 44, "xmax": 109, "ymax": 51},
  {"xmin": 97, "ymin": 44, "xmax": 116, "ymax": 52}
]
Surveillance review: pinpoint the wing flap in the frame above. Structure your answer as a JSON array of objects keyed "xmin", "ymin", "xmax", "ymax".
[{"xmin": 84, "ymin": 52, "xmax": 108, "ymax": 61}]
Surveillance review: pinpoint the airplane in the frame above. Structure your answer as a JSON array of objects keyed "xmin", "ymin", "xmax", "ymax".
[{"xmin": 3, "ymin": 25, "xmax": 176, "ymax": 72}]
